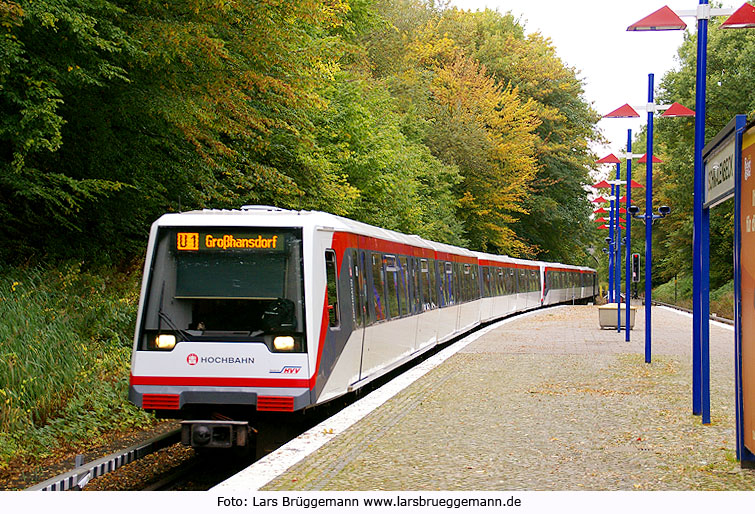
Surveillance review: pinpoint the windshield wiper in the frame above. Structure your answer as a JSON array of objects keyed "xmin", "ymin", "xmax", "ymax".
[{"xmin": 158, "ymin": 281, "xmax": 193, "ymax": 341}]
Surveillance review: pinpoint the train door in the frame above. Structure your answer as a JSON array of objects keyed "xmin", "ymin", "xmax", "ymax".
[
  {"xmin": 352, "ymin": 249, "xmax": 368, "ymax": 372},
  {"xmin": 358, "ymin": 251, "xmax": 384, "ymax": 381},
  {"xmin": 539, "ymin": 266, "xmax": 546, "ymax": 305}
]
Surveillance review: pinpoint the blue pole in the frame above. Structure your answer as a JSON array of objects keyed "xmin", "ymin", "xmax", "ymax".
[
  {"xmin": 626, "ymin": 129, "xmax": 632, "ymax": 341},
  {"xmin": 609, "ymin": 181, "xmax": 615, "ymax": 303},
  {"xmin": 616, "ymin": 164, "xmax": 622, "ymax": 332},
  {"xmin": 692, "ymin": 0, "xmax": 709, "ymax": 419},
  {"xmin": 645, "ymin": 74, "xmax": 654, "ymax": 363}
]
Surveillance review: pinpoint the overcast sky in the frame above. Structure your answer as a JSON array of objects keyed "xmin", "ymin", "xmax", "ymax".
[{"xmin": 449, "ymin": 0, "xmax": 717, "ymax": 170}]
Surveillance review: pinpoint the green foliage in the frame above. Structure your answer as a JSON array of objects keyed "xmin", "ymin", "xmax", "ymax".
[
  {"xmin": 653, "ymin": 275, "xmax": 734, "ymax": 320},
  {"xmin": 0, "ymin": 264, "xmax": 152, "ymax": 467},
  {"xmin": 0, "ymin": 0, "xmax": 599, "ymax": 262},
  {"xmin": 652, "ymin": 18, "xmax": 755, "ymax": 285},
  {"xmin": 360, "ymin": 3, "xmax": 599, "ymax": 256}
]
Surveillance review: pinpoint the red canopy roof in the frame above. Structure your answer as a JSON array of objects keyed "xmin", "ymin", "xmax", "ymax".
[
  {"xmin": 594, "ymin": 217, "xmax": 608, "ymax": 223},
  {"xmin": 593, "ymin": 207, "xmax": 608, "ymax": 214},
  {"xmin": 597, "ymin": 153, "xmax": 621, "ymax": 164},
  {"xmin": 721, "ymin": 3, "xmax": 755, "ymax": 29},
  {"xmin": 597, "ymin": 225, "xmax": 610, "ymax": 229},
  {"xmin": 661, "ymin": 102, "xmax": 695, "ymax": 117},
  {"xmin": 630, "ymin": 180, "xmax": 645, "ymax": 188},
  {"xmin": 638, "ymin": 154, "xmax": 663, "ymax": 164},
  {"xmin": 593, "ymin": 180, "xmax": 611, "ymax": 188},
  {"xmin": 619, "ymin": 207, "xmax": 627, "ymax": 214},
  {"xmin": 627, "ymin": 6, "xmax": 687, "ymax": 31},
  {"xmin": 604, "ymin": 104, "xmax": 640, "ymax": 118},
  {"xmin": 591, "ymin": 196, "xmax": 608, "ymax": 203}
]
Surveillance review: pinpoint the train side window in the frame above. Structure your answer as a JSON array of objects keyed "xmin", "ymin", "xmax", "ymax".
[
  {"xmin": 384, "ymin": 255, "xmax": 399, "ymax": 319},
  {"xmin": 350, "ymin": 250, "xmax": 359, "ymax": 326},
  {"xmin": 439, "ymin": 262, "xmax": 448, "ymax": 306},
  {"xmin": 457, "ymin": 263, "xmax": 464, "ymax": 303},
  {"xmin": 325, "ymin": 250, "xmax": 340, "ymax": 328},
  {"xmin": 371, "ymin": 253, "xmax": 386, "ymax": 322},
  {"xmin": 446, "ymin": 262, "xmax": 455, "ymax": 305},
  {"xmin": 463, "ymin": 264, "xmax": 471, "ymax": 303},
  {"xmin": 412, "ymin": 258, "xmax": 421, "ymax": 314},
  {"xmin": 352, "ymin": 250, "xmax": 366, "ymax": 328},
  {"xmin": 418, "ymin": 259, "xmax": 432, "ymax": 312},
  {"xmin": 472, "ymin": 264, "xmax": 480, "ymax": 300},
  {"xmin": 398, "ymin": 256, "xmax": 409, "ymax": 317},
  {"xmin": 455, "ymin": 263, "xmax": 462, "ymax": 304},
  {"xmin": 428, "ymin": 259, "xmax": 438, "ymax": 309}
]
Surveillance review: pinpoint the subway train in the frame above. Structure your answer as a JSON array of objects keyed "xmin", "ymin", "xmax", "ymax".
[{"xmin": 128, "ymin": 206, "xmax": 597, "ymax": 448}]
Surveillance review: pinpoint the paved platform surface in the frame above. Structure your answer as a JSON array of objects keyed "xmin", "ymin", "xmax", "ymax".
[{"xmin": 256, "ymin": 305, "xmax": 755, "ymax": 490}]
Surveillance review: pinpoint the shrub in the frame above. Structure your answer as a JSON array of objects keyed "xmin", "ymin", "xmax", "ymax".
[{"xmin": 0, "ymin": 263, "xmax": 153, "ymax": 467}]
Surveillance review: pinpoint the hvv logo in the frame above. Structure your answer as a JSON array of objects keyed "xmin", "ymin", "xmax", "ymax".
[{"xmin": 270, "ymin": 366, "xmax": 302, "ymax": 374}]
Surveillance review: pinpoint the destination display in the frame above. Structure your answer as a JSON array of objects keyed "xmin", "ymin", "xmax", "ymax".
[{"xmin": 176, "ymin": 231, "xmax": 284, "ymax": 252}]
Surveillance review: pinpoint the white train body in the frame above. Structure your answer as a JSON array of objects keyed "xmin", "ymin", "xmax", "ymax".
[{"xmin": 128, "ymin": 207, "xmax": 596, "ymax": 447}]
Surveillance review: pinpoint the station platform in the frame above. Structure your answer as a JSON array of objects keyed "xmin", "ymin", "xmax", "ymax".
[{"xmin": 214, "ymin": 304, "xmax": 755, "ymax": 491}]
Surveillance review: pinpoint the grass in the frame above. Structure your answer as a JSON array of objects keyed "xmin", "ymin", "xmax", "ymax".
[
  {"xmin": 652, "ymin": 275, "xmax": 734, "ymax": 320},
  {"xmin": 0, "ymin": 262, "xmax": 154, "ymax": 470}
]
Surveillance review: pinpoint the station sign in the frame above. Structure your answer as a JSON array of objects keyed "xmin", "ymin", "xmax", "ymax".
[{"xmin": 705, "ymin": 138, "xmax": 736, "ymax": 208}]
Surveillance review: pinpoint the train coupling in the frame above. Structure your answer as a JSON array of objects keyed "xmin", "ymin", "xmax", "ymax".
[{"xmin": 180, "ymin": 420, "xmax": 250, "ymax": 448}]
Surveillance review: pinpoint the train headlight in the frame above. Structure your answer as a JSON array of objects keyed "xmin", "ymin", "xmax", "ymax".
[
  {"xmin": 155, "ymin": 334, "xmax": 177, "ymax": 350},
  {"xmin": 273, "ymin": 336, "xmax": 295, "ymax": 351}
]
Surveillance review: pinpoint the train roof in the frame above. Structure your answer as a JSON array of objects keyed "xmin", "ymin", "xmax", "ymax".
[
  {"xmin": 154, "ymin": 206, "xmax": 475, "ymax": 255},
  {"xmin": 153, "ymin": 207, "xmax": 594, "ymax": 272}
]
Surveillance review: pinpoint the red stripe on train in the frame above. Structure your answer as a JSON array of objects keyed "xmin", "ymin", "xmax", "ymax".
[{"xmin": 130, "ymin": 374, "xmax": 310, "ymax": 388}]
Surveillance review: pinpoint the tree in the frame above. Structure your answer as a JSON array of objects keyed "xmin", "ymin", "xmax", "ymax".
[{"xmin": 654, "ymin": 19, "xmax": 755, "ymax": 287}]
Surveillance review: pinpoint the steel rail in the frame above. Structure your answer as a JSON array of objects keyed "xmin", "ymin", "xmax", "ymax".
[
  {"xmin": 650, "ymin": 299, "xmax": 734, "ymax": 326},
  {"xmin": 26, "ymin": 428, "xmax": 181, "ymax": 491}
]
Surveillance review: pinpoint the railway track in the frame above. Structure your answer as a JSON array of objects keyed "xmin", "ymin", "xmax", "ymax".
[
  {"xmin": 26, "ymin": 429, "xmax": 182, "ymax": 491},
  {"xmin": 649, "ymin": 299, "xmax": 734, "ymax": 325},
  {"xmin": 26, "ymin": 306, "xmax": 567, "ymax": 491}
]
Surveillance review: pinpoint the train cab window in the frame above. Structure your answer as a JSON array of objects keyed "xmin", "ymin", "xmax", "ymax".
[
  {"xmin": 325, "ymin": 250, "xmax": 340, "ymax": 328},
  {"xmin": 139, "ymin": 227, "xmax": 306, "ymax": 354}
]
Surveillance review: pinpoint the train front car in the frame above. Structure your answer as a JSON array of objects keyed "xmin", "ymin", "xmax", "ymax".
[{"xmin": 129, "ymin": 207, "xmax": 320, "ymax": 449}]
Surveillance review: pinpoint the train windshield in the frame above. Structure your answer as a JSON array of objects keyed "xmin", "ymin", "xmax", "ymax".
[{"xmin": 139, "ymin": 227, "xmax": 306, "ymax": 352}]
